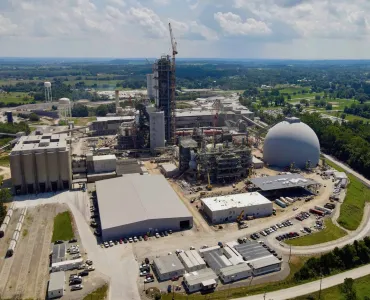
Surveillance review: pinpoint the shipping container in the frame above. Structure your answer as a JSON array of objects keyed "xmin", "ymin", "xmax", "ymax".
[
  {"xmin": 309, "ymin": 208, "xmax": 325, "ymax": 216},
  {"xmin": 275, "ymin": 199, "xmax": 286, "ymax": 208}
]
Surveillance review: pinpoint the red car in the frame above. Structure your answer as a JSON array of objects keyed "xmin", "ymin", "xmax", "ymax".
[
  {"xmin": 146, "ymin": 273, "xmax": 154, "ymax": 278},
  {"xmin": 144, "ymin": 235, "xmax": 148, "ymax": 241},
  {"xmin": 119, "ymin": 239, "xmax": 123, "ymax": 244}
]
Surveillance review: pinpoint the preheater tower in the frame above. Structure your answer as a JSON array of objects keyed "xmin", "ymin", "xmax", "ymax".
[{"xmin": 10, "ymin": 133, "xmax": 72, "ymax": 194}]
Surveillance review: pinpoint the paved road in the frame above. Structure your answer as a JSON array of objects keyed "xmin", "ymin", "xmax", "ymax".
[
  {"xmin": 238, "ymin": 263, "xmax": 370, "ymax": 300},
  {"xmin": 322, "ymin": 154, "xmax": 370, "ymax": 188}
]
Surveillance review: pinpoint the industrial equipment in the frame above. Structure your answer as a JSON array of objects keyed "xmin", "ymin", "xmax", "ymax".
[
  {"xmin": 236, "ymin": 210, "xmax": 245, "ymax": 224},
  {"xmin": 206, "ymin": 172, "xmax": 212, "ymax": 191}
]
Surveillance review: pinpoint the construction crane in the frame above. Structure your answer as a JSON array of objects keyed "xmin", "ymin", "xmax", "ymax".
[
  {"xmin": 169, "ymin": 22, "xmax": 178, "ymax": 145},
  {"xmin": 236, "ymin": 210, "xmax": 245, "ymax": 224}
]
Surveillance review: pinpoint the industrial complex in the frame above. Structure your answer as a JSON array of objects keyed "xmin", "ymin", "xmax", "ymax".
[{"xmin": 0, "ymin": 21, "xmax": 357, "ymax": 300}]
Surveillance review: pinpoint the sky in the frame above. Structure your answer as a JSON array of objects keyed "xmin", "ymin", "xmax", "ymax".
[{"xmin": 1, "ymin": 0, "xmax": 370, "ymax": 59}]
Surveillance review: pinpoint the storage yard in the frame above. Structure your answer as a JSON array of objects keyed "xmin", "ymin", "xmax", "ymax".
[{"xmin": 0, "ymin": 205, "xmax": 59, "ymax": 299}]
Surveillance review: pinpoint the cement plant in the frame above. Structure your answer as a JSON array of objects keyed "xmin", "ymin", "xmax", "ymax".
[{"xmin": 0, "ymin": 24, "xmax": 369, "ymax": 300}]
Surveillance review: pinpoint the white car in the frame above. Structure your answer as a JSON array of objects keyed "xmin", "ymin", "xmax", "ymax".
[
  {"xmin": 71, "ymin": 284, "xmax": 83, "ymax": 291},
  {"xmin": 72, "ymin": 254, "xmax": 81, "ymax": 259},
  {"xmin": 133, "ymin": 236, "xmax": 138, "ymax": 242},
  {"xmin": 78, "ymin": 264, "xmax": 86, "ymax": 270},
  {"xmin": 86, "ymin": 260, "xmax": 93, "ymax": 265},
  {"xmin": 155, "ymin": 233, "xmax": 160, "ymax": 238},
  {"xmin": 129, "ymin": 238, "xmax": 133, "ymax": 243},
  {"xmin": 190, "ymin": 246, "xmax": 195, "ymax": 250},
  {"xmin": 140, "ymin": 271, "xmax": 148, "ymax": 277},
  {"xmin": 86, "ymin": 266, "xmax": 95, "ymax": 271},
  {"xmin": 104, "ymin": 242, "xmax": 109, "ymax": 248},
  {"xmin": 109, "ymin": 241, "xmax": 114, "ymax": 247}
]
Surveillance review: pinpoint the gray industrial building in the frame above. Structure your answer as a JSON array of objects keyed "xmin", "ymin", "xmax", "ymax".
[
  {"xmin": 263, "ymin": 117, "xmax": 320, "ymax": 168},
  {"xmin": 183, "ymin": 268, "xmax": 218, "ymax": 293},
  {"xmin": 96, "ymin": 174, "xmax": 193, "ymax": 241},
  {"xmin": 249, "ymin": 174, "xmax": 318, "ymax": 192},
  {"xmin": 234, "ymin": 241, "xmax": 282, "ymax": 276},
  {"xmin": 90, "ymin": 116, "xmax": 135, "ymax": 136},
  {"xmin": 149, "ymin": 110, "xmax": 165, "ymax": 152},
  {"xmin": 10, "ymin": 133, "xmax": 72, "ymax": 194},
  {"xmin": 51, "ymin": 243, "xmax": 66, "ymax": 264},
  {"xmin": 47, "ymin": 271, "xmax": 65, "ymax": 299},
  {"xmin": 152, "ymin": 254, "xmax": 185, "ymax": 281}
]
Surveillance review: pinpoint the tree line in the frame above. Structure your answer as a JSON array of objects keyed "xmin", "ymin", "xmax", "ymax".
[
  {"xmin": 294, "ymin": 238, "xmax": 370, "ymax": 282},
  {"xmin": 344, "ymin": 103, "xmax": 370, "ymax": 119}
]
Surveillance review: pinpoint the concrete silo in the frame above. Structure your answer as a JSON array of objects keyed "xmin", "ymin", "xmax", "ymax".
[
  {"xmin": 59, "ymin": 150, "xmax": 71, "ymax": 189},
  {"xmin": 10, "ymin": 153, "xmax": 23, "ymax": 194},
  {"xmin": 47, "ymin": 151, "xmax": 59, "ymax": 191},
  {"xmin": 22, "ymin": 153, "xmax": 35, "ymax": 194},
  {"xmin": 35, "ymin": 151, "xmax": 47, "ymax": 193}
]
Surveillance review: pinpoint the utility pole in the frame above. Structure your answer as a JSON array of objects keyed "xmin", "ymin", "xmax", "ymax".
[
  {"xmin": 263, "ymin": 291, "xmax": 266, "ymax": 300},
  {"xmin": 318, "ymin": 274, "xmax": 323, "ymax": 300}
]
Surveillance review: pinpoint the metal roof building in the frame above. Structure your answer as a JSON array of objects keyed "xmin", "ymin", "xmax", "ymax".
[
  {"xmin": 152, "ymin": 254, "xmax": 185, "ymax": 281},
  {"xmin": 249, "ymin": 174, "xmax": 318, "ymax": 192},
  {"xmin": 51, "ymin": 243, "xmax": 66, "ymax": 264},
  {"xmin": 178, "ymin": 250, "xmax": 206, "ymax": 272},
  {"xmin": 201, "ymin": 192, "xmax": 273, "ymax": 224},
  {"xmin": 263, "ymin": 117, "xmax": 320, "ymax": 168},
  {"xmin": 183, "ymin": 268, "xmax": 218, "ymax": 293},
  {"xmin": 96, "ymin": 174, "xmax": 193, "ymax": 241},
  {"xmin": 47, "ymin": 271, "xmax": 65, "ymax": 299}
]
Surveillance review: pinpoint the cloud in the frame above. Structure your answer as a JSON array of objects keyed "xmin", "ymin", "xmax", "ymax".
[
  {"xmin": 233, "ymin": 0, "xmax": 370, "ymax": 39},
  {"xmin": 170, "ymin": 18, "xmax": 218, "ymax": 41},
  {"xmin": 0, "ymin": 14, "xmax": 18, "ymax": 36},
  {"xmin": 106, "ymin": 0, "xmax": 126, "ymax": 8},
  {"xmin": 128, "ymin": 6, "xmax": 167, "ymax": 38},
  {"xmin": 214, "ymin": 12, "xmax": 271, "ymax": 36}
]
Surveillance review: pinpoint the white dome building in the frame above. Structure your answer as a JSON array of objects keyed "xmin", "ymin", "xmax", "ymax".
[{"xmin": 263, "ymin": 117, "xmax": 320, "ymax": 168}]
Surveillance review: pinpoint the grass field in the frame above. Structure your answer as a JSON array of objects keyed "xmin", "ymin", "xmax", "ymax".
[
  {"xmin": 0, "ymin": 92, "xmax": 33, "ymax": 104},
  {"xmin": 291, "ymin": 272, "xmax": 370, "ymax": 300},
  {"xmin": 51, "ymin": 211, "xmax": 74, "ymax": 242},
  {"xmin": 0, "ymin": 154, "xmax": 10, "ymax": 167},
  {"xmin": 68, "ymin": 117, "xmax": 96, "ymax": 126},
  {"xmin": 161, "ymin": 257, "xmax": 309, "ymax": 300},
  {"xmin": 83, "ymin": 284, "xmax": 109, "ymax": 300},
  {"xmin": 324, "ymin": 159, "xmax": 370, "ymax": 231},
  {"xmin": 285, "ymin": 219, "xmax": 347, "ymax": 246}
]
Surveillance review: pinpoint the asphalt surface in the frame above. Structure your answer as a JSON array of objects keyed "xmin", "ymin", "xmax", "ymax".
[{"xmin": 239, "ymin": 263, "xmax": 370, "ymax": 300}]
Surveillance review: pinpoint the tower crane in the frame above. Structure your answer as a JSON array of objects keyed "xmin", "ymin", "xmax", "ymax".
[{"xmin": 169, "ymin": 22, "xmax": 178, "ymax": 145}]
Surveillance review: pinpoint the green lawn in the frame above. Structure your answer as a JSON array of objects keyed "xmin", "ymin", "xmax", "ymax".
[
  {"xmin": 83, "ymin": 284, "xmax": 109, "ymax": 300},
  {"xmin": 324, "ymin": 159, "xmax": 370, "ymax": 231},
  {"xmin": 291, "ymin": 273, "xmax": 370, "ymax": 300},
  {"xmin": 161, "ymin": 257, "xmax": 309, "ymax": 300},
  {"xmin": 0, "ymin": 155, "xmax": 10, "ymax": 167},
  {"xmin": 68, "ymin": 117, "xmax": 96, "ymax": 126},
  {"xmin": 285, "ymin": 219, "xmax": 346, "ymax": 246},
  {"xmin": 0, "ymin": 92, "xmax": 34, "ymax": 104},
  {"xmin": 51, "ymin": 211, "xmax": 74, "ymax": 242}
]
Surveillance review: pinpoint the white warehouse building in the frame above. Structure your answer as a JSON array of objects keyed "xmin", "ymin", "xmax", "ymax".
[
  {"xmin": 201, "ymin": 192, "xmax": 273, "ymax": 224},
  {"xmin": 178, "ymin": 250, "xmax": 206, "ymax": 272}
]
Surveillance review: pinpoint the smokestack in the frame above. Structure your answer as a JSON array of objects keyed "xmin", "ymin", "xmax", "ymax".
[{"xmin": 115, "ymin": 90, "xmax": 119, "ymax": 113}]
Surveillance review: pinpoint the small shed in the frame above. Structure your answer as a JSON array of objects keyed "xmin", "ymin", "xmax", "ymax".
[
  {"xmin": 183, "ymin": 268, "xmax": 218, "ymax": 293},
  {"xmin": 160, "ymin": 163, "xmax": 178, "ymax": 177},
  {"xmin": 48, "ymin": 271, "xmax": 65, "ymax": 299},
  {"xmin": 152, "ymin": 254, "xmax": 185, "ymax": 281},
  {"xmin": 252, "ymin": 156, "xmax": 264, "ymax": 169}
]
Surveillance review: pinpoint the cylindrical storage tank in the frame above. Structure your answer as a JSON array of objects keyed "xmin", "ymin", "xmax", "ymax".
[
  {"xmin": 10, "ymin": 153, "xmax": 23, "ymax": 187},
  {"xmin": 286, "ymin": 197, "xmax": 294, "ymax": 203},
  {"xmin": 47, "ymin": 151, "xmax": 59, "ymax": 189},
  {"xmin": 59, "ymin": 150, "xmax": 70, "ymax": 183},
  {"xmin": 22, "ymin": 153, "xmax": 35, "ymax": 187},
  {"xmin": 275, "ymin": 199, "xmax": 286, "ymax": 208},
  {"xmin": 7, "ymin": 240, "xmax": 16, "ymax": 257},
  {"xmin": 6, "ymin": 209, "xmax": 13, "ymax": 219},
  {"xmin": 0, "ymin": 224, "xmax": 7, "ymax": 238},
  {"xmin": 2, "ymin": 215, "xmax": 11, "ymax": 226},
  {"xmin": 21, "ymin": 207, "xmax": 27, "ymax": 216},
  {"xmin": 35, "ymin": 151, "xmax": 47, "ymax": 187},
  {"xmin": 15, "ymin": 222, "xmax": 22, "ymax": 233},
  {"xmin": 58, "ymin": 98, "xmax": 70, "ymax": 104},
  {"xmin": 18, "ymin": 215, "xmax": 25, "ymax": 224},
  {"xmin": 12, "ymin": 231, "xmax": 19, "ymax": 242},
  {"xmin": 44, "ymin": 82, "xmax": 51, "ymax": 88}
]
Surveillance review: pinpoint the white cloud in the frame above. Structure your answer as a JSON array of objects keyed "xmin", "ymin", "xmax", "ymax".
[
  {"xmin": 128, "ymin": 6, "xmax": 167, "ymax": 38},
  {"xmin": 0, "ymin": 14, "xmax": 18, "ymax": 36},
  {"xmin": 214, "ymin": 12, "xmax": 271, "ymax": 36},
  {"xmin": 169, "ymin": 18, "xmax": 218, "ymax": 41},
  {"xmin": 106, "ymin": 0, "xmax": 126, "ymax": 8}
]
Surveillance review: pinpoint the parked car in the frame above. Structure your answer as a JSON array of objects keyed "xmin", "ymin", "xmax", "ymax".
[
  {"xmin": 144, "ymin": 235, "xmax": 148, "ymax": 241},
  {"xmin": 86, "ymin": 266, "xmax": 95, "ymax": 271},
  {"xmin": 69, "ymin": 238, "xmax": 77, "ymax": 243},
  {"xmin": 71, "ymin": 284, "xmax": 83, "ymax": 291},
  {"xmin": 155, "ymin": 233, "xmax": 160, "ymax": 238},
  {"xmin": 129, "ymin": 237, "xmax": 133, "ymax": 243},
  {"xmin": 69, "ymin": 275, "xmax": 80, "ymax": 280},
  {"xmin": 114, "ymin": 240, "xmax": 118, "ymax": 245},
  {"xmin": 109, "ymin": 241, "xmax": 114, "ymax": 247},
  {"xmin": 144, "ymin": 258, "xmax": 150, "ymax": 264},
  {"xmin": 164, "ymin": 231, "xmax": 168, "ymax": 236},
  {"xmin": 171, "ymin": 276, "xmax": 179, "ymax": 281},
  {"xmin": 94, "ymin": 229, "xmax": 101, "ymax": 236},
  {"xmin": 168, "ymin": 230, "xmax": 172, "ymax": 234},
  {"xmin": 189, "ymin": 246, "xmax": 195, "ymax": 250},
  {"xmin": 144, "ymin": 277, "xmax": 154, "ymax": 283},
  {"xmin": 140, "ymin": 271, "xmax": 149, "ymax": 277},
  {"xmin": 78, "ymin": 264, "xmax": 86, "ymax": 270},
  {"xmin": 54, "ymin": 240, "xmax": 64, "ymax": 244},
  {"xmin": 124, "ymin": 238, "xmax": 128, "ymax": 243},
  {"xmin": 167, "ymin": 285, "xmax": 172, "ymax": 293},
  {"xmin": 160, "ymin": 232, "xmax": 165, "ymax": 237},
  {"xmin": 79, "ymin": 271, "xmax": 89, "ymax": 277},
  {"xmin": 86, "ymin": 260, "xmax": 93, "ymax": 265},
  {"xmin": 138, "ymin": 236, "xmax": 143, "ymax": 241},
  {"xmin": 119, "ymin": 239, "xmax": 123, "ymax": 244},
  {"xmin": 72, "ymin": 254, "xmax": 81, "ymax": 259},
  {"xmin": 133, "ymin": 236, "xmax": 138, "ymax": 242},
  {"xmin": 104, "ymin": 242, "xmax": 109, "ymax": 248}
]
